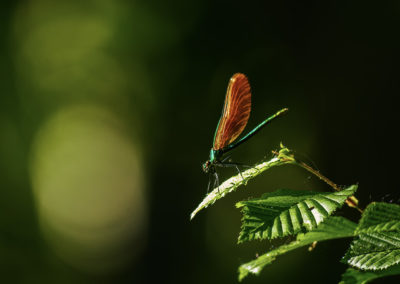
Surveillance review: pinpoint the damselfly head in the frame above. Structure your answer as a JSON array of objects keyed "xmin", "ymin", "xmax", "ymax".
[
  {"xmin": 202, "ymin": 160, "xmax": 211, "ymax": 173},
  {"xmin": 202, "ymin": 160, "xmax": 216, "ymax": 174}
]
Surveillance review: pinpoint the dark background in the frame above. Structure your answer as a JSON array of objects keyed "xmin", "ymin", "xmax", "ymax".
[{"xmin": 1, "ymin": 0, "xmax": 400, "ymax": 283}]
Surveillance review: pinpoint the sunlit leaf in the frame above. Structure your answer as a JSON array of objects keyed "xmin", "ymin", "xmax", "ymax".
[{"xmin": 236, "ymin": 185, "xmax": 357, "ymax": 242}]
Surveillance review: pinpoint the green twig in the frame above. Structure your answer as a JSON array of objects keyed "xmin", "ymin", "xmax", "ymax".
[
  {"xmin": 190, "ymin": 148, "xmax": 295, "ymax": 220},
  {"xmin": 277, "ymin": 146, "xmax": 363, "ymax": 213}
]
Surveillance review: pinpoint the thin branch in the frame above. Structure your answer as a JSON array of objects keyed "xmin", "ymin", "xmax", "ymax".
[
  {"xmin": 190, "ymin": 150, "xmax": 294, "ymax": 220},
  {"xmin": 277, "ymin": 148, "xmax": 364, "ymax": 214}
]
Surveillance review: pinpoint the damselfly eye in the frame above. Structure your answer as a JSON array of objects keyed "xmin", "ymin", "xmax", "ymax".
[{"xmin": 202, "ymin": 161, "xmax": 210, "ymax": 173}]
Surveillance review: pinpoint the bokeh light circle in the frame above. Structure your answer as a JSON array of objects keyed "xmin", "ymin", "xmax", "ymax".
[{"xmin": 30, "ymin": 105, "xmax": 147, "ymax": 273}]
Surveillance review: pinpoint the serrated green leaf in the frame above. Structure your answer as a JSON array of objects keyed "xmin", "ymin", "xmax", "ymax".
[
  {"xmin": 340, "ymin": 265, "xmax": 400, "ymax": 284},
  {"xmin": 344, "ymin": 231, "xmax": 400, "ymax": 270},
  {"xmin": 239, "ymin": 217, "xmax": 357, "ymax": 281},
  {"xmin": 236, "ymin": 185, "xmax": 357, "ymax": 242},
  {"xmin": 356, "ymin": 202, "xmax": 400, "ymax": 234},
  {"xmin": 344, "ymin": 203, "xmax": 400, "ymax": 271}
]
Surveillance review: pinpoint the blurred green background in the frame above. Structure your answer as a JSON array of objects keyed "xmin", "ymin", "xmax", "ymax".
[{"xmin": 1, "ymin": 0, "xmax": 400, "ymax": 283}]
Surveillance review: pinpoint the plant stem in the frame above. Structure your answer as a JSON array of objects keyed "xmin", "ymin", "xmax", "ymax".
[
  {"xmin": 295, "ymin": 160, "xmax": 363, "ymax": 213},
  {"xmin": 276, "ymin": 148, "xmax": 364, "ymax": 214},
  {"xmin": 295, "ymin": 160, "xmax": 341, "ymax": 192}
]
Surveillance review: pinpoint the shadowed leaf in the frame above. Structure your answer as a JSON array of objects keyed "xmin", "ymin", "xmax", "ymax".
[
  {"xmin": 343, "ymin": 203, "xmax": 400, "ymax": 271},
  {"xmin": 340, "ymin": 265, "xmax": 400, "ymax": 284},
  {"xmin": 238, "ymin": 216, "xmax": 357, "ymax": 281}
]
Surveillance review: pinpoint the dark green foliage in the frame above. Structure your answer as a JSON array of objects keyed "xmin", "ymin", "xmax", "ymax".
[
  {"xmin": 343, "ymin": 203, "xmax": 400, "ymax": 271},
  {"xmin": 239, "ymin": 217, "xmax": 357, "ymax": 281},
  {"xmin": 340, "ymin": 265, "xmax": 400, "ymax": 284},
  {"xmin": 356, "ymin": 203, "xmax": 400, "ymax": 234}
]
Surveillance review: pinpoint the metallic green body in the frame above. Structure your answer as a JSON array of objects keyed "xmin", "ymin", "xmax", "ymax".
[
  {"xmin": 209, "ymin": 148, "xmax": 216, "ymax": 162},
  {"xmin": 220, "ymin": 108, "xmax": 288, "ymax": 154}
]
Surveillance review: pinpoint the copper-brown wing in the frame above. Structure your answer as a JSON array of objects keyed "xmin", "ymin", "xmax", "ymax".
[{"xmin": 213, "ymin": 73, "xmax": 251, "ymax": 150}]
